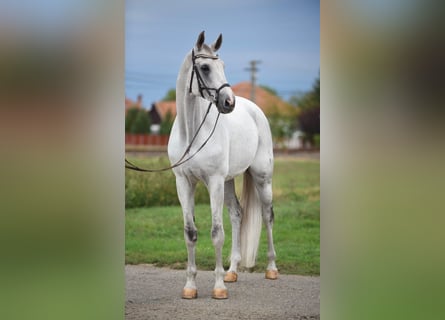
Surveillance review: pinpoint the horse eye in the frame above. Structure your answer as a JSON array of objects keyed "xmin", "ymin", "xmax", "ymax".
[{"xmin": 200, "ymin": 64, "xmax": 210, "ymax": 73}]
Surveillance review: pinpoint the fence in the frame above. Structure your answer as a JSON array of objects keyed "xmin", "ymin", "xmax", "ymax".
[{"xmin": 125, "ymin": 134, "xmax": 169, "ymax": 146}]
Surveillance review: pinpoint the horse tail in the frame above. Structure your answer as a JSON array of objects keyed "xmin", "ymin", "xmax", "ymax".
[{"xmin": 239, "ymin": 170, "xmax": 263, "ymax": 269}]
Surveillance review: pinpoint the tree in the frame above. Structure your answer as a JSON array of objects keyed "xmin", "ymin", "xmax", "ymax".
[
  {"xmin": 260, "ymin": 85, "xmax": 278, "ymax": 96},
  {"xmin": 267, "ymin": 107, "xmax": 297, "ymax": 148},
  {"xmin": 295, "ymin": 75, "xmax": 320, "ymax": 111},
  {"xmin": 130, "ymin": 109, "xmax": 151, "ymax": 134},
  {"xmin": 160, "ymin": 110, "xmax": 174, "ymax": 135},
  {"xmin": 288, "ymin": 91, "xmax": 305, "ymax": 107},
  {"xmin": 162, "ymin": 88, "xmax": 176, "ymax": 101},
  {"xmin": 125, "ymin": 107, "xmax": 139, "ymax": 133},
  {"xmin": 299, "ymin": 107, "xmax": 320, "ymax": 145},
  {"xmin": 293, "ymin": 75, "xmax": 320, "ymax": 147}
]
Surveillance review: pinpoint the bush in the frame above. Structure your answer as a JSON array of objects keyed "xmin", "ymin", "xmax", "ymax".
[
  {"xmin": 160, "ymin": 110, "xmax": 174, "ymax": 135},
  {"xmin": 131, "ymin": 109, "xmax": 151, "ymax": 134},
  {"xmin": 314, "ymin": 134, "xmax": 320, "ymax": 148},
  {"xmin": 125, "ymin": 157, "xmax": 209, "ymax": 208},
  {"xmin": 298, "ymin": 107, "xmax": 320, "ymax": 147},
  {"xmin": 125, "ymin": 107, "xmax": 139, "ymax": 133}
]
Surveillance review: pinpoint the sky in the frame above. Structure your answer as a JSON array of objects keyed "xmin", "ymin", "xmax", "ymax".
[{"xmin": 125, "ymin": 0, "xmax": 319, "ymax": 108}]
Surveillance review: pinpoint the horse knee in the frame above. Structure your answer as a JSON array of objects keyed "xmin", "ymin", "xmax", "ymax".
[
  {"xmin": 211, "ymin": 224, "xmax": 224, "ymax": 245},
  {"xmin": 185, "ymin": 224, "xmax": 197, "ymax": 243}
]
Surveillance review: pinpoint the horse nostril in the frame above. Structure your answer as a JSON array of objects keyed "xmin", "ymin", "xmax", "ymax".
[{"xmin": 225, "ymin": 98, "xmax": 234, "ymax": 108}]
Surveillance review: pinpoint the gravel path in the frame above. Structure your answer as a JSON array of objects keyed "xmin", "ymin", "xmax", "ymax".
[{"xmin": 126, "ymin": 264, "xmax": 320, "ymax": 320}]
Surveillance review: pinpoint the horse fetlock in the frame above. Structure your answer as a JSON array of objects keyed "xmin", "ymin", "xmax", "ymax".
[
  {"xmin": 186, "ymin": 267, "xmax": 197, "ymax": 278},
  {"xmin": 231, "ymin": 253, "xmax": 241, "ymax": 263},
  {"xmin": 267, "ymin": 250, "xmax": 276, "ymax": 261}
]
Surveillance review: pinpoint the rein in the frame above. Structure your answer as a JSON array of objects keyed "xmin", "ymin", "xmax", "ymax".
[
  {"xmin": 125, "ymin": 102, "xmax": 220, "ymax": 172},
  {"xmin": 125, "ymin": 49, "xmax": 228, "ymax": 173}
]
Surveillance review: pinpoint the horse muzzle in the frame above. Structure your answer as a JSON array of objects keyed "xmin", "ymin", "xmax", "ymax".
[{"xmin": 217, "ymin": 93, "xmax": 235, "ymax": 114}]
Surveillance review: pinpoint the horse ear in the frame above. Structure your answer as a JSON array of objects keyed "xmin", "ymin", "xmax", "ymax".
[
  {"xmin": 211, "ymin": 34, "xmax": 223, "ymax": 52},
  {"xmin": 196, "ymin": 31, "xmax": 205, "ymax": 50}
]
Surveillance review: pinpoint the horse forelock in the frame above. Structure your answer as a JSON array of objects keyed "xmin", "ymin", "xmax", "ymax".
[{"xmin": 196, "ymin": 44, "xmax": 215, "ymax": 56}]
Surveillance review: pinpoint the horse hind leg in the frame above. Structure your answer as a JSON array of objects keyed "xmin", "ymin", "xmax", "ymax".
[
  {"xmin": 223, "ymin": 179, "xmax": 242, "ymax": 283},
  {"xmin": 263, "ymin": 205, "xmax": 278, "ymax": 280},
  {"xmin": 250, "ymin": 170, "xmax": 279, "ymax": 280}
]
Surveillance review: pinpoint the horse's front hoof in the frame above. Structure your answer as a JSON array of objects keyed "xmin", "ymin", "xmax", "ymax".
[
  {"xmin": 265, "ymin": 269, "xmax": 278, "ymax": 280},
  {"xmin": 212, "ymin": 288, "xmax": 228, "ymax": 299},
  {"xmin": 182, "ymin": 288, "xmax": 198, "ymax": 299},
  {"xmin": 224, "ymin": 271, "xmax": 238, "ymax": 283}
]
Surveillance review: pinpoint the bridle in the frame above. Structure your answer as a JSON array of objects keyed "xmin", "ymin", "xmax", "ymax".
[
  {"xmin": 189, "ymin": 49, "xmax": 231, "ymax": 105},
  {"xmin": 125, "ymin": 49, "xmax": 230, "ymax": 173}
]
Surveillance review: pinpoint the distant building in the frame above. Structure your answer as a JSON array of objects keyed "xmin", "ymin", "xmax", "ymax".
[
  {"xmin": 148, "ymin": 82, "xmax": 297, "ymax": 119},
  {"xmin": 149, "ymin": 100, "xmax": 177, "ymax": 134},
  {"xmin": 231, "ymin": 82, "xmax": 297, "ymax": 117},
  {"xmin": 125, "ymin": 94, "xmax": 144, "ymax": 114},
  {"xmin": 145, "ymin": 83, "xmax": 303, "ymax": 148}
]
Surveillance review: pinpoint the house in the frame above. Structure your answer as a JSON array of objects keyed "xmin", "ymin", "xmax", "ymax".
[
  {"xmin": 147, "ymin": 83, "xmax": 303, "ymax": 148},
  {"xmin": 149, "ymin": 100, "xmax": 177, "ymax": 134},
  {"xmin": 231, "ymin": 82, "xmax": 297, "ymax": 118},
  {"xmin": 125, "ymin": 94, "xmax": 144, "ymax": 114},
  {"xmin": 149, "ymin": 82, "xmax": 297, "ymax": 121}
]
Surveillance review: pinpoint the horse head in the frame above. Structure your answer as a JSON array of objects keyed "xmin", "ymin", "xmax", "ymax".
[{"xmin": 189, "ymin": 31, "xmax": 236, "ymax": 114}]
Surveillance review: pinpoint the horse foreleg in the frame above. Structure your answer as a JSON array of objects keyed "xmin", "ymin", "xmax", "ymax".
[
  {"xmin": 208, "ymin": 177, "xmax": 228, "ymax": 299},
  {"xmin": 176, "ymin": 176, "xmax": 198, "ymax": 299},
  {"xmin": 223, "ymin": 179, "xmax": 241, "ymax": 283}
]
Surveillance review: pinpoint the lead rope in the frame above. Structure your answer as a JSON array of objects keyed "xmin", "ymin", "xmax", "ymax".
[
  {"xmin": 125, "ymin": 48, "xmax": 229, "ymax": 172},
  {"xmin": 125, "ymin": 101, "xmax": 220, "ymax": 172}
]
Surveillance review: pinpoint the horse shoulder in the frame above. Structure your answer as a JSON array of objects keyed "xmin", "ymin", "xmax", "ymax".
[
  {"xmin": 167, "ymin": 120, "xmax": 182, "ymax": 162},
  {"xmin": 232, "ymin": 96, "xmax": 271, "ymax": 132}
]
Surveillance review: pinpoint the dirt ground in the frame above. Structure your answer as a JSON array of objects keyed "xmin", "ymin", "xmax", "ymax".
[{"xmin": 126, "ymin": 264, "xmax": 320, "ymax": 320}]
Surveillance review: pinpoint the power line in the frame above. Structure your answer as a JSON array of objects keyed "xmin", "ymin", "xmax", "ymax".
[{"xmin": 125, "ymin": 70, "xmax": 176, "ymax": 79}]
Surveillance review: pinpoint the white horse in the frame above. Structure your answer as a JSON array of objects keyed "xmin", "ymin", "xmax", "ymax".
[{"xmin": 168, "ymin": 31, "xmax": 278, "ymax": 300}]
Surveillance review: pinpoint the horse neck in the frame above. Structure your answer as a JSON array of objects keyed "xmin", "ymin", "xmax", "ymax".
[{"xmin": 176, "ymin": 54, "xmax": 210, "ymax": 144}]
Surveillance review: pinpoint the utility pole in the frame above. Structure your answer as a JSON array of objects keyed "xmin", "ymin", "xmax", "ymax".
[{"xmin": 245, "ymin": 60, "xmax": 261, "ymax": 103}]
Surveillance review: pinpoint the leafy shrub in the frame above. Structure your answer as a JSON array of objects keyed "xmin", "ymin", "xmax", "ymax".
[
  {"xmin": 125, "ymin": 107, "xmax": 139, "ymax": 133},
  {"xmin": 298, "ymin": 107, "xmax": 320, "ymax": 147},
  {"xmin": 131, "ymin": 109, "xmax": 151, "ymax": 134},
  {"xmin": 160, "ymin": 110, "xmax": 174, "ymax": 135},
  {"xmin": 125, "ymin": 157, "xmax": 209, "ymax": 208}
]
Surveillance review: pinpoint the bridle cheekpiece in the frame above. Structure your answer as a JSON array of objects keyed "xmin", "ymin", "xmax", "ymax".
[{"xmin": 189, "ymin": 49, "xmax": 231, "ymax": 105}]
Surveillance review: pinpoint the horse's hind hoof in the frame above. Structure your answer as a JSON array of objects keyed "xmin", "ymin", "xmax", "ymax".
[
  {"xmin": 212, "ymin": 288, "xmax": 228, "ymax": 299},
  {"xmin": 224, "ymin": 271, "xmax": 238, "ymax": 283},
  {"xmin": 182, "ymin": 288, "xmax": 198, "ymax": 299},
  {"xmin": 265, "ymin": 269, "xmax": 278, "ymax": 280}
]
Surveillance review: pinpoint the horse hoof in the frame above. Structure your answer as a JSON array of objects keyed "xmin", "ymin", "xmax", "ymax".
[
  {"xmin": 182, "ymin": 288, "xmax": 198, "ymax": 299},
  {"xmin": 265, "ymin": 269, "xmax": 278, "ymax": 280},
  {"xmin": 212, "ymin": 288, "xmax": 228, "ymax": 299},
  {"xmin": 224, "ymin": 271, "xmax": 238, "ymax": 283}
]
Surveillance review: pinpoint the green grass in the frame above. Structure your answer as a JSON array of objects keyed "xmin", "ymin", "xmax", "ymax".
[{"xmin": 126, "ymin": 157, "xmax": 319, "ymax": 275}]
